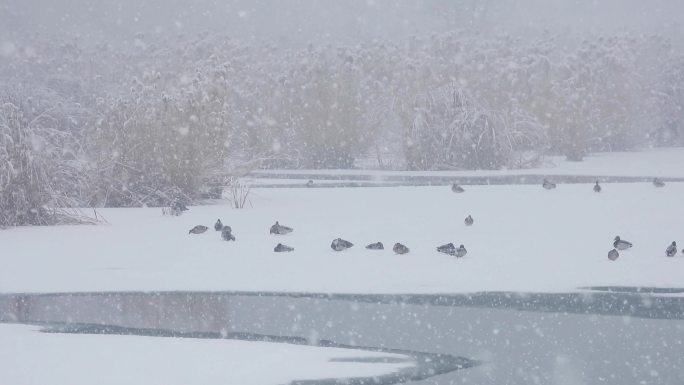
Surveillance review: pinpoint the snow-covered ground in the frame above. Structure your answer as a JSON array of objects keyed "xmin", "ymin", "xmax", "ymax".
[
  {"xmin": 532, "ymin": 148, "xmax": 684, "ymax": 178},
  {"xmin": 2, "ymin": 149, "xmax": 683, "ymax": 385},
  {"xmin": 0, "ymin": 324, "xmax": 413, "ymax": 385},
  {"xmin": 1, "ymin": 182, "xmax": 683, "ymax": 294},
  {"xmin": 249, "ymin": 147, "xmax": 684, "ymax": 179}
]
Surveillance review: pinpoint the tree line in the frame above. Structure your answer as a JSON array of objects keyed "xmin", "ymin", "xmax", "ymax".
[{"xmin": 1, "ymin": 30, "xmax": 683, "ymax": 225}]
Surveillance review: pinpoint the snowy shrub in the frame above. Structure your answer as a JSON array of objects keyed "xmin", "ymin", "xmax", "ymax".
[
  {"xmin": 396, "ymin": 83, "xmax": 544, "ymax": 170},
  {"xmin": 283, "ymin": 49, "xmax": 368, "ymax": 169},
  {"xmin": 84, "ymin": 88, "xmax": 227, "ymax": 207},
  {"xmin": 0, "ymin": 94, "xmax": 92, "ymax": 226},
  {"xmin": 227, "ymin": 177, "xmax": 251, "ymax": 209}
]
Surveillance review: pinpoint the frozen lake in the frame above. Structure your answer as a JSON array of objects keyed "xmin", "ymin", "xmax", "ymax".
[
  {"xmin": 2, "ymin": 288, "xmax": 683, "ymax": 384},
  {"xmin": 3, "ymin": 155, "xmax": 684, "ymax": 384}
]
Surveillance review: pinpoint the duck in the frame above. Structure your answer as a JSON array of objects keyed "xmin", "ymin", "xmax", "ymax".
[
  {"xmin": 306, "ymin": 180, "xmax": 314, "ymax": 187},
  {"xmin": 221, "ymin": 226, "xmax": 235, "ymax": 241},
  {"xmin": 455, "ymin": 244, "xmax": 467, "ymax": 258},
  {"xmin": 366, "ymin": 242, "xmax": 384, "ymax": 250},
  {"xmin": 393, "ymin": 243, "xmax": 410, "ymax": 254},
  {"xmin": 451, "ymin": 184, "xmax": 465, "ymax": 193},
  {"xmin": 437, "ymin": 243, "xmax": 457, "ymax": 256},
  {"xmin": 214, "ymin": 219, "xmax": 223, "ymax": 231},
  {"xmin": 608, "ymin": 249, "xmax": 619, "ymax": 261},
  {"xmin": 270, "ymin": 221, "xmax": 294, "ymax": 235},
  {"xmin": 464, "ymin": 215, "xmax": 474, "ymax": 226},
  {"xmin": 331, "ymin": 238, "xmax": 354, "ymax": 251},
  {"xmin": 274, "ymin": 243, "xmax": 294, "ymax": 252},
  {"xmin": 653, "ymin": 178, "xmax": 665, "ymax": 188},
  {"xmin": 593, "ymin": 181, "xmax": 601, "ymax": 193},
  {"xmin": 613, "ymin": 236, "xmax": 633, "ymax": 250},
  {"xmin": 188, "ymin": 225, "xmax": 208, "ymax": 234},
  {"xmin": 542, "ymin": 179, "xmax": 556, "ymax": 190},
  {"xmin": 666, "ymin": 241, "xmax": 677, "ymax": 257}
]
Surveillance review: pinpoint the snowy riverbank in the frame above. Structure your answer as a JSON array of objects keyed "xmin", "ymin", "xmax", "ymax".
[
  {"xmin": 2, "ymin": 182, "xmax": 683, "ymax": 294},
  {"xmin": 0, "ymin": 324, "xmax": 414, "ymax": 385}
]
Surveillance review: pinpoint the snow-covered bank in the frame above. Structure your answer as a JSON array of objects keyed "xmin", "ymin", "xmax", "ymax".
[
  {"xmin": 0, "ymin": 324, "xmax": 413, "ymax": 385},
  {"xmin": 1, "ymin": 182, "xmax": 683, "ymax": 294},
  {"xmin": 249, "ymin": 148, "xmax": 684, "ymax": 180}
]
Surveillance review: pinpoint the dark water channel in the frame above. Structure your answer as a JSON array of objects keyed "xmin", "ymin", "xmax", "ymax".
[
  {"xmin": 1, "ymin": 288, "xmax": 683, "ymax": 384},
  {"xmin": 247, "ymin": 173, "xmax": 684, "ymax": 188}
]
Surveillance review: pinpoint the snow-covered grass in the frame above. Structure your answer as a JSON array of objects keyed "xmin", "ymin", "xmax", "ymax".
[
  {"xmin": 250, "ymin": 147, "xmax": 684, "ymax": 179},
  {"xmin": 0, "ymin": 324, "xmax": 413, "ymax": 385},
  {"xmin": 1, "ymin": 182, "xmax": 683, "ymax": 295}
]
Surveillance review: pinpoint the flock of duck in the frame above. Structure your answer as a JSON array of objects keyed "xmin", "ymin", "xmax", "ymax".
[
  {"xmin": 454, "ymin": 177, "xmax": 682, "ymax": 260},
  {"xmin": 608, "ymin": 235, "xmax": 681, "ymax": 260},
  {"xmin": 186, "ymin": 177, "xmax": 680, "ymax": 260},
  {"xmin": 188, "ymin": 219, "xmax": 469, "ymax": 257}
]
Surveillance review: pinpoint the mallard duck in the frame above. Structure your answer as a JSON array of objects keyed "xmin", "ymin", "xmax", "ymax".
[
  {"xmin": 451, "ymin": 184, "xmax": 465, "ymax": 193},
  {"xmin": 613, "ymin": 236, "xmax": 633, "ymax": 250},
  {"xmin": 214, "ymin": 219, "xmax": 223, "ymax": 231},
  {"xmin": 464, "ymin": 215, "xmax": 474, "ymax": 226},
  {"xmin": 608, "ymin": 249, "xmax": 619, "ymax": 261},
  {"xmin": 331, "ymin": 238, "xmax": 354, "ymax": 251},
  {"xmin": 437, "ymin": 243, "xmax": 457, "ymax": 256},
  {"xmin": 366, "ymin": 242, "xmax": 384, "ymax": 250},
  {"xmin": 542, "ymin": 179, "xmax": 556, "ymax": 190},
  {"xmin": 274, "ymin": 243, "xmax": 294, "ymax": 252},
  {"xmin": 189, "ymin": 225, "xmax": 208, "ymax": 234},
  {"xmin": 666, "ymin": 241, "xmax": 677, "ymax": 257},
  {"xmin": 221, "ymin": 226, "xmax": 235, "ymax": 241},
  {"xmin": 455, "ymin": 244, "xmax": 467, "ymax": 258},
  {"xmin": 393, "ymin": 243, "xmax": 410, "ymax": 254},
  {"xmin": 593, "ymin": 181, "xmax": 601, "ymax": 193},
  {"xmin": 653, "ymin": 178, "xmax": 665, "ymax": 188},
  {"xmin": 270, "ymin": 221, "xmax": 294, "ymax": 235}
]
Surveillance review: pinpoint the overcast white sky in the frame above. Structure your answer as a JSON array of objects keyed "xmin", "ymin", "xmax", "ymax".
[{"xmin": 1, "ymin": 0, "xmax": 683, "ymax": 46}]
